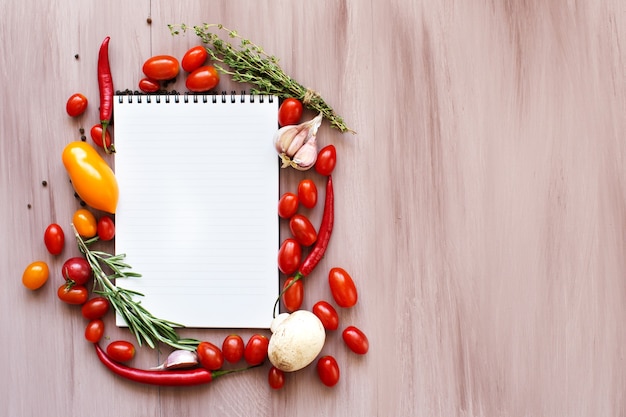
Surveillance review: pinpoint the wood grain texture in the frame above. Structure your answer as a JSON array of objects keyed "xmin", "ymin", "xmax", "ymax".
[{"xmin": 1, "ymin": 0, "xmax": 625, "ymax": 416}]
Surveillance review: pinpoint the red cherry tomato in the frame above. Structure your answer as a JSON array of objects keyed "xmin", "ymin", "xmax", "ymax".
[
  {"xmin": 277, "ymin": 238, "xmax": 302, "ymax": 275},
  {"xmin": 278, "ymin": 98, "xmax": 304, "ymax": 127},
  {"xmin": 181, "ymin": 45, "xmax": 208, "ymax": 72},
  {"xmin": 66, "ymin": 93, "xmax": 88, "ymax": 117},
  {"xmin": 282, "ymin": 277, "xmax": 304, "ymax": 312},
  {"xmin": 89, "ymin": 124, "xmax": 112, "ymax": 149},
  {"xmin": 328, "ymin": 267, "xmax": 358, "ymax": 308},
  {"xmin": 81, "ymin": 297, "xmax": 111, "ymax": 320},
  {"xmin": 317, "ymin": 356, "xmax": 340, "ymax": 387},
  {"xmin": 342, "ymin": 326, "xmax": 369, "ymax": 355},
  {"xmin": 22, "ymin": 261, "xmax": 49, "ymax": 290},
  {"xmin": 315, "ymin": 144, "xmax": 337, "ymax": 176},
  {"xmin": 244, "ymin": 334, "xmax": 269, "ymax": 366},
  {"xmin": 197, "ymin": 341, "xmax": 224, "ymax": 371},
  {"xmin": 185, "ymin": 65, "xmax": 220, "ymax": 92},
  {"xmin": 312, "ymin": 301, "xmax": 339, "ymax": 330},
  {"xmin": 268, "ymin": 366, "xmax": 286, "ymax": 389},
  {"xmin": 289, "ymin": 214, "xmax": 317, "ymax": 246},
  {"xmin": 106, "ymin": 340, "xmax": 135, "ymax": 363},
  {"xmin": 61, "ymin": 257, "xmax": 92, "ymax": 285},
  {"xmin": 57, "ymin": 284, "xmax": 89, "ymax": 305},
  {"xmin": 97, "ymin": 215, "xmax": 115, "ymax": 241},
  {"xmin": 142, "ymin": 55, "xmax": 180, "ymax": 80},
  {"xmin": 297, "ymin": 179, "xmax": 317, "ymax": 209},
  {"xmin": 85, "ymin": 319, "xmax": 105, "ymax": 343},
  {"xmin": 138, "ymin": 77, "xmax": 160, "ymax": 93},
  {"xmin": 44, "ymin": 223, "xmax": 65, "ymax": 255},
  {"xmin": 222, "ymin": 334, "xmax": 245, "ymax": 363},
  {"xmin": 278, "ymin": 192, "xmax": 299, "ymax": 219}
]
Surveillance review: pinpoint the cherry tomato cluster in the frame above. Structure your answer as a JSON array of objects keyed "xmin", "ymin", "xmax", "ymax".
[
  {"xmin": 274, "ymin": 144, "xmax": 369, "ymax": 388},
  {"xmin": 311, "ymin": 267, "xmax": 369, "ymax": 387},
  {"xmin": 196, "ymin": 333, "xmax": 271, "ymax": 383},
  {"xmin": 138, "ymin": 46, "xmax": 220, "ymax": 94}
]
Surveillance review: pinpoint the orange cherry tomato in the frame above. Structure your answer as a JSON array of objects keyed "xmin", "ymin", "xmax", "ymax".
[
  {"xmin": 185, "ymin": 65, "xmax": 220, "ymax": 92},
  {"xmin": 72, "ymin": 209, "xmax": 97, "ymax": 238},
  {"xmin": 22, "ymin": 261, "xmax": 49, "ymax": 290},
  {"xmin": 66, "ymin": 93, "xmax": 88, "ymax": 117},
  {"xmin": 181, "ymin": 45, "xmax": 208, "ymax": 72},
  {"xmin": 142, "ymin": 55, "xmax": 180, "ymax": 80}
]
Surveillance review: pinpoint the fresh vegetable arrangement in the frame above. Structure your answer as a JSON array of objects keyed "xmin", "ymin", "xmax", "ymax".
[{"xmin": 25, "ymin": 27, "xmax": 367, "ymax": 391}]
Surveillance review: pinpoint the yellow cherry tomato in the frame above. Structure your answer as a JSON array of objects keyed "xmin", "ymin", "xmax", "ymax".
[
  {"xmin": 62, "ymin": 141, "xmax": 118, "ymax": 213},
  {"xmin": 22, "ymin": 261, "xmax": 49, "ymax": 290},
  {"xmin": 73, "ymin": 209, "xmax": 98, "ymax": 238}
]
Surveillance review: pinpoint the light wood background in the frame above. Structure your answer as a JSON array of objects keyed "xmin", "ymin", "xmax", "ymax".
[{"xmin": 1, "ymin": 1, "xmax": 625, "ymax": 416}]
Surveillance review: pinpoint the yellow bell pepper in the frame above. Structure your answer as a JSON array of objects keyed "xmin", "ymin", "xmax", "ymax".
[{"xmin": 62, "ymin": 141, "xmax": 118, "ymax": 213}]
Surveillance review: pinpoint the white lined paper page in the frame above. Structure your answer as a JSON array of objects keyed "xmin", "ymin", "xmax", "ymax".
[{"xmin": 113, "ymin": 94, "xmax": 279, "ymax": 328}]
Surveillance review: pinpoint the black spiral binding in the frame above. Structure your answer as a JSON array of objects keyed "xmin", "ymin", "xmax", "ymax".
[{"xmin": 116, "ymin": 91, "xmax": 274, "ymax": 104}]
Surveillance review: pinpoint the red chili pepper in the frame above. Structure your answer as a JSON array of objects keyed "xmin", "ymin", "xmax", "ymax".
[
  {"xmin": 274, "ymin": 175, "xmax": 334, "ymax": 316},
  {"xmin": 97, "ymin": 36, "xmax": 114, "ymax": 154},
  {"xmin": 299, "ymin": 175, "xmax": 334, "ymax": 276},
  {"xmin": 95, "ymin": 344, "xmax": 250, "ymax": 386}
]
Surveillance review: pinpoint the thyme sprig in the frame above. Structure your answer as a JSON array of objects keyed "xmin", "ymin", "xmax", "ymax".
[
  {"xmin": 72, "ymin": 225, "xmax": 200, "ymax": 351},
  {"xmin": 168, "ymin": 23, "xmax": 355, "ymax": 134}
]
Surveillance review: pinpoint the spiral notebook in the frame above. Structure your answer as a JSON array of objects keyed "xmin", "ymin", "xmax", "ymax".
[{"xmin": 113, "ymin": 93, "xmax": 279, "ymax": 329}]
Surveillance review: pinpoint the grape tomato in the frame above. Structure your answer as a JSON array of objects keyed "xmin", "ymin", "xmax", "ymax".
[
  {"xmin": 181, "ymin": 46, "xmax": 208, "ymax": 72},
  {"xmin": 277, "ymin": 98, "xmax": 303, "ymax": 127},
  {"xmin": 44, "ymin": 223, "xmax": 65, "ymax": 255},
  {"xmin": 297, "ymin": 179, "xmax": 317, "ymax": 209}
]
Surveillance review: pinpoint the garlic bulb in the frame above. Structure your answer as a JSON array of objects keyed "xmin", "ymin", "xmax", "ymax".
[{"xmin": 274, "ymin": 113, "xmax": 322, "ymax": 170}]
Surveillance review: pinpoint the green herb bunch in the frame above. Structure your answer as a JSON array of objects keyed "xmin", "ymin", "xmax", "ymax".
[
  {"xmin": 169, "ymin": 23, "xmax": 355, "ymax": 134},
  {"xmin": 73, "ymin": 226, "xmax": 200, "ymax": 351}
]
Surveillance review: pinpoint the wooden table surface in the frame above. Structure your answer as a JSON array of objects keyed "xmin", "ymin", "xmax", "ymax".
[{"xmin": 2, "ymin": 1, "xmax": 626, "ymax": 416}]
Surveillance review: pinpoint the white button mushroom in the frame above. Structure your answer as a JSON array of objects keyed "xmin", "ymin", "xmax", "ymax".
[{"xmin": 268, "ymin": 310, "xmax": 326, "ymax": 372}]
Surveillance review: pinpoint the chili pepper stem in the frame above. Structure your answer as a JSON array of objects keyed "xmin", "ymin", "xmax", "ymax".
[{"xmin": 100, "ymin": 120, "xmax": 114, "ymax": 154}]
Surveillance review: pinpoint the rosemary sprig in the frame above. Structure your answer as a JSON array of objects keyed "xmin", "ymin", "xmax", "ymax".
[
  {"xmin": 72, "ymin": 225, "xmax": 200, "ymax": 351},
  {"xmin": 168, "ymin": 23, "xmax": 355, "ymax": 134}
]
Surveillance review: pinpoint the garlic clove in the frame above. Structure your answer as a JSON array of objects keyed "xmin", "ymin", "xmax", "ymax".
[
  {"xmin": 151, "ymin": 349, "xmax": 199, "ymax": 370},
  {"xmin": 290, "ymin": 139, "xmax": 318, "ymax": 171},
  {"xmin": 285, "ymin": 128, "xmax": 309, "ymax": 157},
  {"xmin": 274, "ymin": 126, "xmax": 300, "ymax": 154}
]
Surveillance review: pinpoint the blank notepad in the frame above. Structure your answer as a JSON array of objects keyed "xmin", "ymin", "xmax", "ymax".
[{"xmin": 113, "ymin": 93, "xmax": 279, "ymax": 328}]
